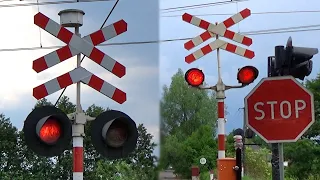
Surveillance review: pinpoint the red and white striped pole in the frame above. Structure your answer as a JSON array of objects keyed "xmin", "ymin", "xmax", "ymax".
[
  {"xmin": 58, "ymin": 9, "xmax": 86, "ymax": 180},
  {"xmin": 217, "ymin": 99, "xmax": 225, "ymax": 159},
  {"xmin": 74, "ymin": 13, "xmax": 84, "ymax": 180},
  {"xmin": 73, "ymin": 136, "xmax": 84, "ymax": 179},
  {"xmin": 191, "ymin": 166, "xmax": 200, "ymax": 180},
  {"xmin": 215, "ymin": 28, "xmax": 226, "ymax": 160}
]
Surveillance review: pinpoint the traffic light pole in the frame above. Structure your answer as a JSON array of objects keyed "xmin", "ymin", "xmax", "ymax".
[{"xmin": 268, "ymin": 56, "xmax": 284, "ymax": 180}]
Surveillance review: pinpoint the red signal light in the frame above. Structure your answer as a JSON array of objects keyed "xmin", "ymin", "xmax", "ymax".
[
  {"xmin": 237, "ymin": 66, "xmax": 259, "ymax": 85},
  {"xmin": 39, "ymin": 118, "xmax": 61, "ymax": 144},
  {"xmin": 185, "ymin": 68, "xmax": 205, "ymax": 87}
]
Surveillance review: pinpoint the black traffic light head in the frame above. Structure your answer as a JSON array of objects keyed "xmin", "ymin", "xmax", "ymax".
[
  {"xmin": 274, "ymin": 37, "xmax": 318, "ymax": 80},
  {"xmin": 233, "ymin": 128, "xmax": 244, "ymax": 137},
  {"xmin": 245, "ymin": 128, "xmax": 255, "ymax": 139},
  {"xmin": 237, "ymin": 66, "xmax": 259, "ymax": 85},
  {"xmin": 23, "ymin": 106, "xmax": 72, "ymax": 157},
  {"xmin": 90, "ymin": 110, "xmax": 138, "ymax": 160}
]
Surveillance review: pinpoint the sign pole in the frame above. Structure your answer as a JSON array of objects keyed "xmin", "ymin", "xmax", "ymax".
[
  {"xmin": 268, "ymin": 60, "xmax": 282, "ymax": 180},
  {"xmin": 279, "ymin": 143, "xmax": 284, "ymax": 180},
  {"xmin": 271, "ymin": 143, "xmax": 280, "ymax": 180}
]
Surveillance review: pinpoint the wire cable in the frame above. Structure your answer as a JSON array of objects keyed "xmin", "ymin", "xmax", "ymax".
[
  {"xmin": 0, "ymin": 24, "xmax": 320, "ymax": 52},
  {"xmin": 54, "ymin": 0, "xmax": 120, "ymax": 106},
  {"xmin": 161, "ymin": 0, "xmax": 248, "ymax": 14},
  {"xmin": 0, "ymin": 0, "xmax": 113, "ymax": 8},
  {"xmin": 162, "ymin": 9, "xmax": 320, "ymax": 17},
  {"xmin": 1, "ymin": 26, "xmax": 320, "ymax": 53}
]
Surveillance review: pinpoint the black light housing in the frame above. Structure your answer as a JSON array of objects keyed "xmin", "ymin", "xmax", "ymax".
[
  {"xmin": 274, "ymin": 37, "xmax": 318, "ymax": 80},
  {"xmin": 23, "ymin": 106, "xmax": 72, "ymax": 157},
  {"xmin": 90, "ymin": 110, "xmax": 138, "ymax": 160}
]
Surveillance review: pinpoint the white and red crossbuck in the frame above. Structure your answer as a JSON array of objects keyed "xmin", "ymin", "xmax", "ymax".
[
  {"xmin": 33, "ymin": 67, "xmax": 126, "ymax": 104},
  {"xmin": 182, "ymin": 8, "xmax": 255, "ymax": 63},
  {"xmin": 32, "ymin": 12, "xmax": 127, "ymax": 104}
]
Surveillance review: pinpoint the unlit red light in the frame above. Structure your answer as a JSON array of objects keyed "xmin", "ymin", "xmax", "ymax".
[
  {"xmin": 106, "ymin": 127, "xmax": 127, "ymax": 148},
  {"xmin": 39, "ymin": 119, "xmax": 61, "ymax": 144},
  {"xmin": 185, "ymin": 68, "xmax": 204, "ymax": 86}
]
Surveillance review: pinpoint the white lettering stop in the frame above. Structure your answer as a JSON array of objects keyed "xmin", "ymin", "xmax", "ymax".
[{"xmin": 253, "ymin": 100, "xmax": 306, "ymax": 120}]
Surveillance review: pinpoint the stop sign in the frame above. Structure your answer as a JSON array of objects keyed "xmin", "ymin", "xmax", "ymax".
[{"xmin": 244, "ymin": 76, "xmax": 315, "ymax": 143}]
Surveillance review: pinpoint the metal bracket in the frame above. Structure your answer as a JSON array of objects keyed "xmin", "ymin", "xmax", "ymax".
[
  {"xmin": 67, "ymin": 112, "xmax": 95, "ymax": 122},
  {"xmin": 75, "ymin": 112, "xmax": 86, "ymax": 124}
]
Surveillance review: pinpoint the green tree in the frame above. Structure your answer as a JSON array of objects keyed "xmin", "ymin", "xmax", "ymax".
[
  {"xmin": 160, "ymin": 69, "xmax": 218, "ymax": 170},
  {"xmin": 244, "ymin": 147, "xmax": 271, "ymax": 180},
  {"xmin": 163, "ymin": 125, "xmax": 217, "ymax": 178},
  {"xmin": 1, "ymin": 96, "xmax": 157, "ymax": 179},
  {"xmin": 284, "ymin": 139, "xmax": 320, "ymax": 179},
  {"xmin": 95, "ymin": 161, "xmax": 143, "ymax": 180},
  {"xmin": 304, "ymin": 73, "xmax": 320, "ymax": 142},
  {"xmin": 0, "ymin": 114, "xmax": 21, "ymax": 178},
  {"xmin": 126, "ymin": 124, "xmax": 158, "ymax": 179},
  {"xmin": 161, "ymin": 69, "xmax": 217, "ymax": 139}
]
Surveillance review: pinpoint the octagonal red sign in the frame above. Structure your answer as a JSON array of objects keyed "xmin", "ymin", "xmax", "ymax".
[{"xmin": 244, "ymin": 76, "xmax": 315, "ymax": 143}]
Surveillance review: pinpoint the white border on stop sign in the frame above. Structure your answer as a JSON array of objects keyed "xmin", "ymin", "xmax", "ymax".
[{"xmin": 243, "ymin": 75, "xmax": 315, "ymax": 143}]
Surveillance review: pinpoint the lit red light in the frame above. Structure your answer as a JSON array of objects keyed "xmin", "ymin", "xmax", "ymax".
[
  {"xmin": 185, "ymin": 68, "xmax": 205, "ymax": 87},
  {"xmin": 237, "ymin": 66, "xmax": 258, "ymax": 85},
  {"xmin": 39, "ymin": 118, "xmax": 61, "ymax": 144}
]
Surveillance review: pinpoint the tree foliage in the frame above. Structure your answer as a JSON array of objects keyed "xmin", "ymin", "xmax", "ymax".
[
  {"xmin": 0, "ymin": 96, "xmax": 157, "ymax": 179},
  {"xmin": 304, "ymin": 73, "xmax": 320, "ymax": 142},
  {"xmin": 159, "ymin": 69, "xmax": 219, "ymax": 176},
  {"xmin": 284, "ymin": 139, "xmax": 320, "ymax": 179},
  {"xmin": 244, "ymin": 147, "xmax": 271, "ymax": 180},
  {"xmin": 161, "ymin": 69, "xmax": 217, "ymax": 140}
]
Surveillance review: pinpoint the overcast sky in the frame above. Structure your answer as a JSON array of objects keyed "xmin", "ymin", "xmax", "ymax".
[
  {"xmin": 0, "ymin": 0, "xmax": 159, "ymax": 155},
  {"xmin": 160, "ymin": 0, "xmax": 320, "ymax": 134}
]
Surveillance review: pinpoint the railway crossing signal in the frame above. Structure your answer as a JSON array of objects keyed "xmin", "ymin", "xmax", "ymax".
[
  {"xmin": 184, "ymin": 66, "xmax": 259, "ymax": 87},
  {"xmin": 237, "ymin": 66, "xmax": 259, "ymax": 85},
  {"xmin": 182, "ymin": 8, "xmax": 255, "ymax": 64},
  {"xmin": 23, "ymin": 106, "xmax": 72, "ymax": 157},
  {"xmin": 23, "ymin": 10, "xmax": 138, "ymax": 171},
  {"xmin": 90, "ymin": 110, "xmax": 138, "ymax": 160},
  {"xmin": 185, "ymin": 68, "xmax": 205, "ymax": 87},
  {"xmin": 32, "ymin": 12, "xmax": 126, "ymax": 103},
  {"xmin": 182, "ymin": 8, "xmax": 258, "ymax": 180}
]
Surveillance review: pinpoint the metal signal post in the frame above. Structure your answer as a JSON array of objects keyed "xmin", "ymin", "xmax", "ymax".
[
  {"xmin": 57, "ymin": 9, "xmax": 86, "ymax": 179},
  {"xmin": 23, "ymin": 9, "xmax": 139, "ymax": 180},
  {"xmin": 182, "ymin": 8, "xmax": 258, "ymax": 179},
  {"xmin": 184, "ymin": 35, "xmax": 259, "ymax": 180}
]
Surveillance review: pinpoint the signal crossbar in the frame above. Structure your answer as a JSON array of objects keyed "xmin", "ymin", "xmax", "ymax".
[
  {"xmin": 33, "ymin": 67, "xmax": 126, "ymax": 104},
  {"xmin": 34, "ymin": 12, "xmax": 126, "ymax": 78},
  {"xmin": 32, "ymin": 12, "xmax": 127, "ymax": 104},
  {"xmin": 33, "ymin": 19, "xmax": 127, "ymax": 74},
  {"xmin": 182, "ymin": 8, "xmax": 255, "ymax": 64}
]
